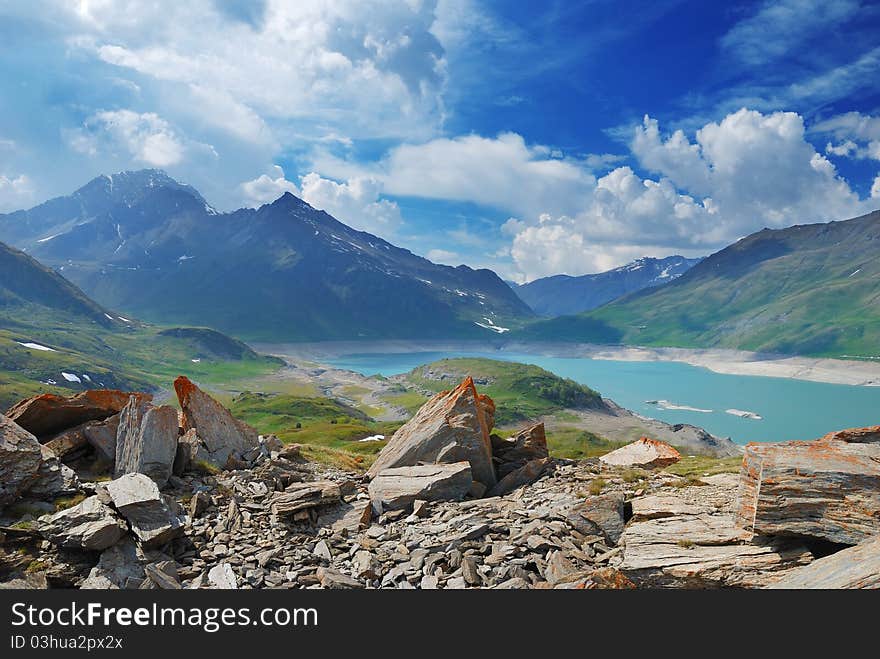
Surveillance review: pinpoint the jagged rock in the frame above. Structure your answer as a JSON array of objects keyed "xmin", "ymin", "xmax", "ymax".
[
  {"xmin": 367, "ymin": 377, "xmax": 497, "ymax": 489},
  {"xmin": 114, "ymin": 397, "xmax": 179, "ymax": 487},
  {"xmin": 260, "ymin": 434, "xmax": 284, "ymax": 453},
  {"xmin": 0, "ymin": 573, "xmax": 49, "ymax": 589},
  {"xmin": 566, "ymin": 493, "xmax": 626, "ymax": 545},
  {"xmin": 173, "ymin": 428, "xmax": 200, "ymax": 476},
  {"xmin": 80, "ymin": 539, "xmax": 145, "ymax": 589},
  {"xmin": 144, "ymin": 561, "xmax": 182, "ymax": 589},
  {"xmin": 767, "ymin": 536, "xmax": 880, "ymax": 589},
  {"xmin": 174, "ymin": 376, "xmax": 259, "ymax": 468},
  {"xmin": 270, "ymin": 481, "xmax": 341, "ymax": 516},
  {"xmin": 43, "ymin": 424, "xmax": 89, "ymax": 459},
  {"xmin": 599, "ymin": 437, "xmax": 681, "ymax": 469},
  {"xmin": 735, "ymin": 428, "xmax": 880, "ymax": 545},
  {"xmin": 492, "ymin": 422, "xmax": 549, "ymax": 478},
  {"xmin": 316, "ymin": 566, "xmax": 363, "ymax": 589},
  {"xmin": 487, "ymin": 457, "xmax": 551, "ymax": 497},
  {"xmin": 104, "ymin": 474, "xmax": 184, "ymax": 548},
  {"xmin": 208, "ymin": 563, "xmax": 238, "ymax": 589},
  {"xmin": 189, "ymin": 491, "xmax": 211, "ymax": 518},
  {"xmin": 368, "ymin": 463, "xmax": 473, "ymax": 512},
  {"xmin": 0, "ymin": 414, "xmax": 43, "ymax": 505},
  {"xmin": 37, "ymin": 496, "xmax": 127, "ymax": 550},
  {"xmin": 27, "ymin": 445, "xmax": 80, "ymax": 500},
  {"xmin": 6, "ymin": 390, "xmax": 151, "ymax": 439},
  {"xmin": 83, "ymin": 414, "xmax": 120, "ymax": 463},
  {"xmin": 316, "ymin": 501, "xmax": 372, "ymax": 533}
]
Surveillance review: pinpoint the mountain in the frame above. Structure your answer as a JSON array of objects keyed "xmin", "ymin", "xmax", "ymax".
[
  {"xmin": 0, "ymin": 238, "xmax": 279, "ymax": 409},
  {"xmin": 520, "ymin": 209, "xmax": 880, "ymax": 357},
  {"xmin": 515, "ymin": 255, "xmax": 702, "ymax": 316},
  {"xmin": 0, "ymin": 240, "xmax": 112, "ymax": 326},
  {"xmin": 0, "ymin": 170, "xmax": 534, "ymax": 341}
]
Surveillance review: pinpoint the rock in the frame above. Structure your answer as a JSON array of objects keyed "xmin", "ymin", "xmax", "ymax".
[
  {"xmin": 767, "ymin": 536, "xmax": 880, "ymax": 589},
  {"xmin": 353, "ymin": 550, "xmax": 378, "ymax": 580},
  {"xmin": 37, "ymin": 496, "xmax": 127, "ymax": 550},
  {"xmin": 486, "ymin": 457, "xmax": 551, "ymax": 497},
  {"xmin": 174, "ymin": 376, "xmax": 259, "ymax": 468},
  {"xmin": 579, "ymin": 567, "xmax": 637, "ymax": 590},
  {"xmin": 543, "ymin": 551, "xmax": 580, "ymax": 585},
  {"xmin": 412, "ymin": 499, "xmax": 430, "ymax": 518},
  {"xmin": 462, "ymin": 556, "xmax": 482, "ymax": 585},
  {"xmin": 104, "ymin": 474, "xmax": 184, "ymax": 548},
  {"xmin": 313, "ymin": 539, "xmax": 332, "ymax": 560},
  {"xmin": 208, "ymin": 563, "xmax": 238, "ymax": 589},
  {"xmin": 316, "ymin": 566, "xmax": 363, "ymax": 589},
  {"xmin": 566, "ymin": 493, "xmax": 626, "ymax": 545},
  {"xmin": 492, "ymin": 422, "xmax": 549, "ymax": 478},
  {"xmin": 735, "ymin": 429, "xmax": 880, "ymax": 545},
  {"xmin": 368, "ymin": 463, "xmax": 473, "ymax": 512},
  {"xmin": 27, "ymin": 445, "xmax": 80, "ymax": 500},
  {"xmin": 316, "ymin": 501, "xmax": 372, "ymax": 533},
  {"xmin": 6, "ymin": 390, "xmax": 151, "ymax": 439},
  {"xmin": 144, "ymin": 561, "xmax": 182, "ymax": 589},
  {"xmin": 114, "ymin": 397, "xmax": 179, "ymax": 487},
  {"xmin": 279, "ymin": 443, "xmax": 302, "ymax": 460},
  {"xmin": 619, "ymin": 487, "xmax": 812, "ymax": 588},
  {"xmin": 189, "ymin": 491, "xmax": 211, "ymax": 518},
  {"xmin": 81, "ymin": 539, "xmax": 145, "ymax": 589},
  {"xmin": 43, "ymin": 424, "xmax": 89, "ymax": 459},
  {"xmin": 367, "ymin": 377, "xmax": 497, "ymax": 489},
  {"xmin": 270, "ymin": 481, "xmax": 341, "ymax": 516},
  {"xmin": 173, "ymin": 428, "xmax": 201, "ymax": 476},
  {"xmin": 260, "ymin": 434, "xmax": 284, "ymax": 452},
  {"xmin": 599, "ymin": 437, "xmax": 681, "ymax": 469},
  {"xmin": 83, "ymin": 414, "xmax": 120, "ymax": 463},
  {"xmin": 0, "ymin": 573, "xmax": 49, "ymax": 589},
  {"xmin": 0, "ymin": 414, "xmax": 44, "ymax": 505}
]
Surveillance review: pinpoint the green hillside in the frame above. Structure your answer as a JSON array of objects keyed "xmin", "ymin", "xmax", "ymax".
[{"xmin": 519, "ymin": 209, "xmax": 880, "ymax": 358}]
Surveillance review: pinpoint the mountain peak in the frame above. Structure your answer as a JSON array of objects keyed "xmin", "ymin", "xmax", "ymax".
[{"xmin": 74, "ymin": 169, "xmax": 206, "ymax": 207}]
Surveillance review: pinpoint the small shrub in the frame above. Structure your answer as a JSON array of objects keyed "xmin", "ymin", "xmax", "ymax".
[
  {"xmin": 671, "ymin": 476, "xmax": 707, "ymax": 488},
  {"xmin": 587, "ymin": 478, "xmax": 607, "ymax": 495},
  {"xmin": 677, "ymin": 539, "xmax": 695, "ymax": 549}
]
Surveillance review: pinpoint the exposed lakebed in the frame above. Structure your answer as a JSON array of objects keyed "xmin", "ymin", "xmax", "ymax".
[{"xmin": 322, "ymin": 350, "xmax": 880, "ymax": 444}]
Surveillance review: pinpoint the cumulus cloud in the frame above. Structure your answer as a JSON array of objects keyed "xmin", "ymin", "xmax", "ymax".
[
  {"xmin": 314, "ymin": 132, "xmax": 597, "ymax": 220},
  {"xmin": 299, "ymin": 173, "xmax": 403, "ymax": 235},
  {"xmin": 505, "ymin": 109, "xmax": 872, "ymax": 280},
  {"xmin": 58, "ymin": 0, "xmax": 449, "ymax": 143},
  {"xmin": 240, "ymin": 165, "xmax": 299, "ymax": 206},
  {"xmin": 814, "ymin": 111, "xmax": 880, "ymax": 161},
  {"xmin": 0, "ymin": 173, "xmax": 36, "ymax": 212},
  {"xmin": 425, "ymin": 248, "xmax": 459, "ymax": 264},
  {"xmin": 68, "ymin": 110, "xmax": 187, "ymax": 167}
]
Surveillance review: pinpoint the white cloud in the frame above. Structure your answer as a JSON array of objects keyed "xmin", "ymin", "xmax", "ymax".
[
  {"xmin": 299, "ymin": 172, "xmax": 403, "ymax": 235},
  {"xmin": 58, "ymin": 0, "xmax": 449, "ymax": 143},
  {"xmin": 720, "ymin": 0, "xmax": 860, "ymax": 66},
  {"xmin": 240, "ymin": 165, "xmax": 299, "ymax": 206},
  {"xmin": 313, "ymin": 131, "xmax": 597, "ymax": 219},
  {"xmin": 68, "ymin": 110, "xmax": 187, "ymax": 167},
  {"xmin": 872, "ymin": 175, "xmax": 880, "ymax": 199},
  {"xmin": 506, "ymin": 108, "xmax": 872, "ymax": 280},
  {"xmin": 0, "ymin": 173, "xmax": 36, "ymax": 212},
  {"xmin": 814, "ymin": 111, "xmax": 880, "ymax": 161},
  {"xmin": 425, "ymin": 248, "xmax": 459, "ymax": 264}
]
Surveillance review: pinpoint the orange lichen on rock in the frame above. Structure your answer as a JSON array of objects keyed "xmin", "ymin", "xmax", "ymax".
[{"xmin": 599, "ymin": 437, "xmax": 681, "ymax": 469}]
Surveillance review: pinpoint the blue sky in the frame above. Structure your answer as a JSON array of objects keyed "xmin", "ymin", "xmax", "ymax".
[{"xmin": 1, "ymin": 0, "xmax": 879, "ymax": 281}]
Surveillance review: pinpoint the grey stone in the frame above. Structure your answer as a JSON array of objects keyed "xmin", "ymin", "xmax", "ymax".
[
  {"xmin": 115, "ymin": 397, "xmax": 179, "ymax": 487},
  {"xmin": 104, "ymin": 474, "xmax": 184, "ymax": 548},
  {"xmin": 368, "ymin": 463, "xmax": 473, "ymax": 511},
  {"xmin": 0, "ymin": 413, "xmax": 42, "ymax": 505},
  {"xmin": 37, "ymin": 496, "xmax": 127, "ymax": 551}
]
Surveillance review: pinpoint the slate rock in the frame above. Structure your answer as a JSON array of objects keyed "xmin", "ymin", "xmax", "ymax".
[{"xmin": 368, "ymin": 462, "xmax": 473, "ymax": 512}]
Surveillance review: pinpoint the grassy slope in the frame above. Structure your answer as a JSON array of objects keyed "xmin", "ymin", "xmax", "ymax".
[{"xmin": 517, "ymin": 210, "xmax": 880, "ymax": 358}]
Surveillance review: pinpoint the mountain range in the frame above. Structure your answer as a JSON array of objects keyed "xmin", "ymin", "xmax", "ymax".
[
  {"xmin": 0, "ymin": 170, "xmax": 533, "ymax": 341},
  {"xmin": 521, "ymin": 209, "xmax": 880, "ymax": 357},
  {"xmin": 514, "ymin": 255, "xmax": 702, "ymax": 317}
]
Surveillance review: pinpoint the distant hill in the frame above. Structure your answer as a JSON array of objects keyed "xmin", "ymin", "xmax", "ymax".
[
  {"xmin": 515, "ymin": 255, "xmax": 702, "ymax": 316},
  {"xmin": 0, "ymin": 170, "xmax": 534, "ymax": 341},
  {"xmin": 520, "ymin": 209, "xmax": 880, "ymax": 358},
  {"xmin": 0, "ymin": 240, "xmax": 111, "ymax": 325}
]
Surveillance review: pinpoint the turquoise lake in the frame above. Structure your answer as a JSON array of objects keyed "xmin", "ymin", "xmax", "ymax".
[{"xmin": 325, "ymin": 350, "xmax": 880, "ymax": 444}]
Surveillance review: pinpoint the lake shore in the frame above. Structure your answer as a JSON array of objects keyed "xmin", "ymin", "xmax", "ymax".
[{"xmin": 253, "ymin": 340, "xmax": 880, "ymax": 387}]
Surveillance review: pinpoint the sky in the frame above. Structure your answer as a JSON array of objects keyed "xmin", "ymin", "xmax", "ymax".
[{"xmin": 1, "ymin": 0, "xmax": 879, "ymax": 282}]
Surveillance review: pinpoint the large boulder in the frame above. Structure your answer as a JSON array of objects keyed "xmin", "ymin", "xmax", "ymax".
[
  {"xmin": 104, "ymin": 474, "xmax": 184, "ymax": 548},
  {"xmin": 174, "ymin": 376, "xmax": 259, "ymax": 468},
  {"xmin": 486, "ymin": 457, "xmax": 551, "ymax": 497},
  {"xmin": 80, "ymin": 539, "xmax": 145, "ymax": 589},
  {"xmin": 566, "ymin": 492, "xmax": 626, "ymax": 545},
  {"xmin": 114, "ymin": 397, "xmax": 179, "ymax": 487},
  {"xmin": 27, "ymin": 445, "xmax": 80, "ymax": 500},
  {"xmin": 270, "ymin": 481, "xmax": 342, "ymax": 517},
  {"xmin": 37, "ymin": 496, "xmax": 127, "ymax": 551},
  {"xmin": 492, "ymin": 422, "xmax": 549, "ymax": 479},
  {"xmin": 83, "ymin": 414, "xmax": 120, "ymax": 463},
  {"xmin": 0, "ymin": 414, "xmax": 43, "ymax": 505},
  {"xmin": 6, "ymin": 390, "xmax": 151, "ymax": 439},
  {"xmin": 735, "ymin": 427, "xmax": 880, "ymax": 545},
  {"xmin": 367, "ymin": 377, "xmax": 497, "ymax": 489},
  {"xmin": 767, "ymin": 535, "xmax": 880, "ymax": 589},
  {"xmin": 368, "ymin": 462, "xmax": 473, "ymax": 512},
  {"xmin": 599, "ymin": 437, "xmax": 681, "ymax": 469}
]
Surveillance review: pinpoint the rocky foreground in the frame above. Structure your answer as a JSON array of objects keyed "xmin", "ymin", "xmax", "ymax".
[{"xmin": 0, "ymin": 376, "xmax": 877, "ymax": 589}]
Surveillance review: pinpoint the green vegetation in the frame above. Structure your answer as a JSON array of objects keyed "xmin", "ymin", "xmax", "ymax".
[
  {"xmin": 542, "ymin": 426, "xmax": 624, "ymax": 460},
  {"xmin": 405, "ymin": 357, "xmax": 603, "ymax": 426},
  {"xmin": 516, "ymin": 211, "xmax": 880, "ymax": 358},
  {"xmin": 587, "ymin": 478, "xmax": 607, "ymax": 495},
  {"xmin": 229, "ymin": 391, "xmax": 402, "ymax": 469},
  {"xmin": 663, "ymin": 455, "xmax": 742, "ymax": 478}
]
